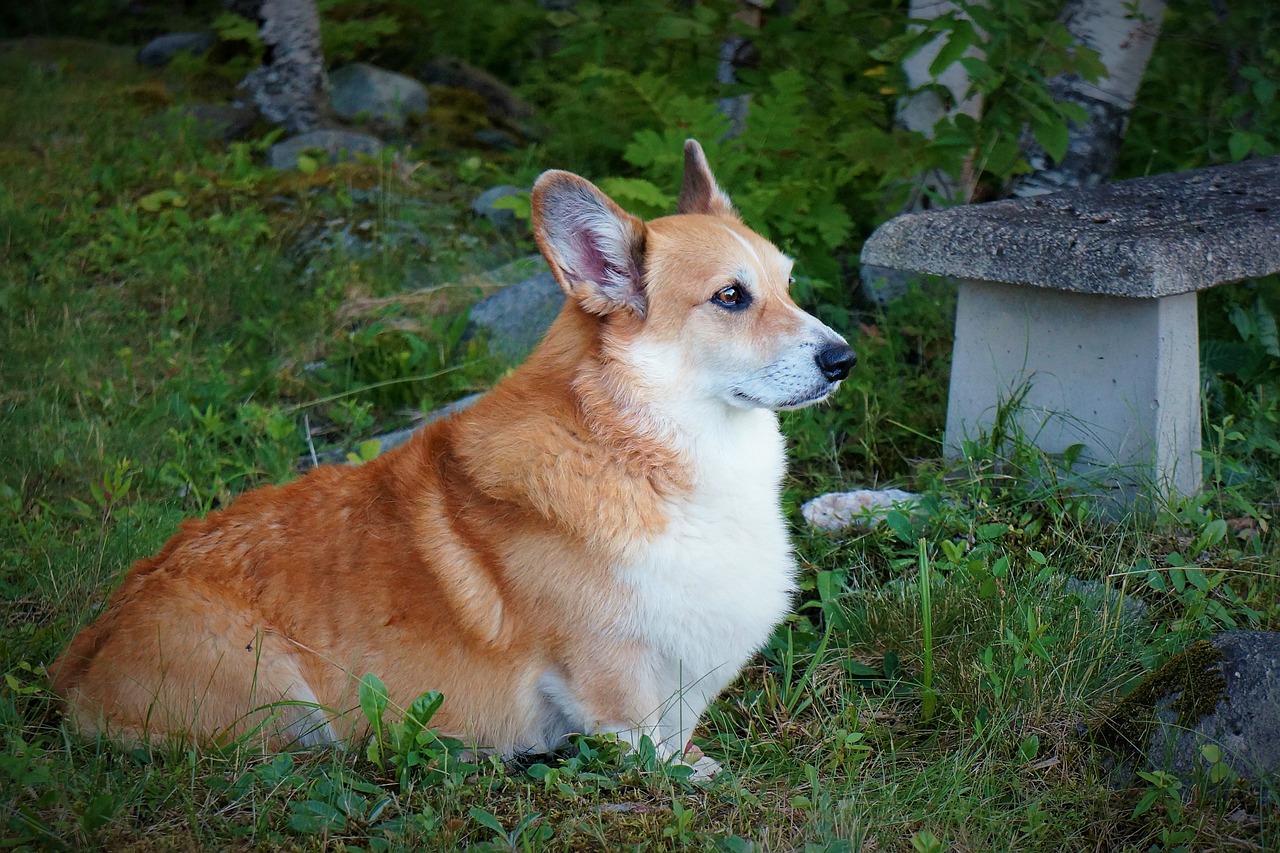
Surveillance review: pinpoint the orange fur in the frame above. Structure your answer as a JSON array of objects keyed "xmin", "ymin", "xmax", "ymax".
[{"xmin": 52, "ymin": 306, "xmax": 681, "ymax": 749}]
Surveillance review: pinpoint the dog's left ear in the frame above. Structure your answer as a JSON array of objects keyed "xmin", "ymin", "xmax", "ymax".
[
  {"xmin": 532, "ymin": 171, "xmax": 647, "ymax": 318},
  {"xmin": 678, "ymin": 139, "xmax": 738, "ymax": 219}
]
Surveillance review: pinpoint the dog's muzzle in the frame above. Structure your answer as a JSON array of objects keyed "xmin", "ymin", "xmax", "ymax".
[{"xmin": 815, "ymin": 342, "xmax": 857, "ymax": 382}]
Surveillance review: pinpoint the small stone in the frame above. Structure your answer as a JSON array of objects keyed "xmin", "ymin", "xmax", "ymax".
[
  {"xmin": 267, "ymin": 129, "xmax": 383, "ymax": 170},
  {"xmin": 137, "ymin": 32, "xmax": 216, "ymax": 68},
  {"xmin": 801, "ymin": 489, "xmax": 921, "ymax": 532},
  {"xmin": 329, "ymin": 63, "xmax": 428, "ymax": 132},
  {"xmin": 474, "ymin": 128, "xmax": 518, "ymax": 151},
  {"xmin": 471, "ymin": 185, "xmax": 527, "ymax": 229}
]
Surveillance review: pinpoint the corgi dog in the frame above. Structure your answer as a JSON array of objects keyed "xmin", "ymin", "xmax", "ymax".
[{"xmin": 50, "ymin": 140, "xmax": 855, "ymax": 778}]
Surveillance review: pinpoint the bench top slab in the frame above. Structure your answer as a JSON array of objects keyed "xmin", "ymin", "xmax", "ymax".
[{"xmin": 861, "ymin": 156, "xmax": 1280, "ymax": 297}]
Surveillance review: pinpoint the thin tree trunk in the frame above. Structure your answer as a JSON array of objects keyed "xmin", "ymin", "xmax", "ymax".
[
  {"xmin": 897, "ymin": 0, "xmax": 987, "ymax": 208},
  {"xmin": 716, "ymin": 0, "xmax": 764, "ymax": 138},
  {"xmin": 1010, "ymin": 0, "xmax": 1165, "ymax": 197},
  {"xmin": 229, "ymin": 0, "xmax": 330, "ymax": 134},
  {"xmin": 863, "ymin": 0, "xmax": 987, "ymax": 303}
]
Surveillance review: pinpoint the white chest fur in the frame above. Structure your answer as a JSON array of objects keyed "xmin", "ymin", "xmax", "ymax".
[{"xmin": 615, "ymin": 405, "xmax": 796, "ymax": 745}]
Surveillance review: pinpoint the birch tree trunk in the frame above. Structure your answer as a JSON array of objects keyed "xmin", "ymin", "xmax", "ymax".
[
  {"xmin": 227, "ymin": 0, "xmax": 330, "ymax": 134},
  {"xmin": 1010, "ymin": 0, "xmax": 1165, "ymax": 197},
  {"xmin": 897, "ymin": 0, "xmax": 987, "ymax": 208},
  {"xmin": 863, "ymin": 0, "xmax": 987, "ymax": 303},
  {"xmin": 716, "ymin": 0, "xmax": 765, "ymax": 138}
]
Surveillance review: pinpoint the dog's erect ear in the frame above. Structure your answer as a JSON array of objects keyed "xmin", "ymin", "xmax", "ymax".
[
  {"xmin": 678, "ymin": 139, "xmax": 737, "ymax": 219},
  {"xmin": 532, "ymin": 171, "xmax": 647, "ymax": 318}
]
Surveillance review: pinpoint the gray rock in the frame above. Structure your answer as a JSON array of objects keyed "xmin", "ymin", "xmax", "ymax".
[
  {"xmin": 299, "ymin": 393, "xmax": 484, "ymax": 469},
  {"xmin": 329, "ymin": 63, "xmax": 428, "ymax": 132},
  {"xmin": 801, "ymin": 489, "xmax": 922, "ymax": 532},
  {"xmin": 473, "ymin": 128, "xmax": 518, "ymax": 151},
  {"xmin": 471, "ymin": 185, "xmax": 527, "ymax": 229},
  {"xmin": 267, "ymin": 129, "xmax": 383, "ymax": 170},
  {"xmin": 467, "ymin": 267, "xmax": 565, "ymax": 362},
  {"xmin": 1061, "ymin": 577, "xmax": 1149, "ymax": 626},
  {"xmin": 1116, "ymin": 632, "xmax": 1280, "ymax": 786},
  {"xmin": 415, "ymin": 56, "xmax": 535, "ymax": 130},
  {"xmin": 858, "ymin": 264, "xmax": 916, "ymax": 307},
  {"xmin": 137, "ymin": 32, "xmax": 215, "ymax": 68},
  {"xmin": 861, "ymin": 156, "xmax": 1280, "ymax": 298},
  {"xmin": 168, "ymin": 103, "xmax": 259, "ymax": 142}
]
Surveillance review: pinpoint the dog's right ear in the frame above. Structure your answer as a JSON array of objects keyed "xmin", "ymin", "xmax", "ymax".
[
  {"xmin": 532, "ymin": 171, "xmax": 647, "ymax": 318},
  {"xmin": 678, "ymin": 139, "xmax": 737, "ymax": 219}
]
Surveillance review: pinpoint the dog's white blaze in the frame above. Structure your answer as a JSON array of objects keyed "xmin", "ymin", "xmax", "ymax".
[{"xmin": 719, "ymin": 224, "xmax": 762, "ymax": 269}]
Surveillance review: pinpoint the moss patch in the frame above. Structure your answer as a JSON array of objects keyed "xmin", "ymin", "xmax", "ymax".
[{"xmin": 1090, "ymin": 640, "xmax": 1227, "ymax": 754}]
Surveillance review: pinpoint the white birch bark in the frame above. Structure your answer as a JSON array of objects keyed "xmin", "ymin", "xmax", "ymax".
[
  {"xmin": 229, "ymin": 0, "xmax": 330, "ymax": 134},
  {"xmin": 716, "ymin": 0, "xmax": 765, "ymax": 138},
  {"xmin": 864, "ymin": 0, "xmax": 987, "ymax": 304},
  {"xmin": 1010, "ymin": 0, "xmax": 1165, "ymax": 197},
  {"xmin": 897, "ymin": 0, "xmax": 987, "ymax": 208}
]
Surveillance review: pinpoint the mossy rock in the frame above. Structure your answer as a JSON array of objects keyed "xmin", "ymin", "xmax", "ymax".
[{"xmin": 1091, "ymin": 631, "xmax": 1280, "ymax": 786}]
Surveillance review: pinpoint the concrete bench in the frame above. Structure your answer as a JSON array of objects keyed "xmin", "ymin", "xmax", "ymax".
[{"xmin": 861, "ymin": 156, "xmax": 1280, "ymax": 506}]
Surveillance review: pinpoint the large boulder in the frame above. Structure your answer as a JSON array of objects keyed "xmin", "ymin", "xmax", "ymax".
[{"xmin": 329, "ymin": 63, "xmax": 428, "ymax": 133}]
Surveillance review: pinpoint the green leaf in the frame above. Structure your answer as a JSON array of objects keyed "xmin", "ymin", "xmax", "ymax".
[
  {"xmin": 138, "ymin": 189, "xmax": 186, "ymax": 212},
  {"xmin": 359, "ymin": 672, "xmax": 389, "ymax": 728},
  {"xmin": 296, "ymin": 154, "xmax": 319, "ymax": 176},
  {"xmin": 991, "ymin": 555, "xmax": 1010, "ymax": 578},
  {"xmin": 928, "ymin": 20, "xmax": 977, "ymax": 79},
  {"xmin": 1254, "ymin": 298, "xmax": 1280, "ymax": 357},
  {"xmin": 816, "ymin": 570, "xmax": 842, "ymax": 604},
  {"xmin": 469, "ymin": 807, "xmax": 507, "ymax": 837},
  {"xmin": 1031, "ymin": 116, "xmax": 1070, "ymax": 163},
  {"xmin": 977, "ymin": 522, "xmax": 1007, "ymax": 541},
  {"xmin": 886, "ymin": 510, "xmax": 915, "ymax": 543},
  {"xmin": 347, "ymin": 439, "xmax": 382, "ymax": 466},
  {"xmin": 596, "ymin": 177, "xmax": 674, "ymax": 218},
  {"xmin": 1228, "ymin": 132, "xmax": 1252, "ymax": 162},
  {"xmin": 289, "ymin": 800, "xmax": 348, "ymax": 833},
  {"xmin": 403, "ymin": 690, "xmax": 444, "ymax": 732},
  {"xmin": 491, "ymin": 193, "xmax": 531, "ymax": 222}
]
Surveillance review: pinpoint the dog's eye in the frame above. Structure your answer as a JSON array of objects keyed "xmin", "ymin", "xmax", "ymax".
[{"xmin": 711, "ymin": 284, "xmax": 751, "ymax": 311}]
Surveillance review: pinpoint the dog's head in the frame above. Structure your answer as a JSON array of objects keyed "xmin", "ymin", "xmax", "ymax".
[{"xmin": 532, "ymin": 140, "xmax": 854, "ymax": 412}]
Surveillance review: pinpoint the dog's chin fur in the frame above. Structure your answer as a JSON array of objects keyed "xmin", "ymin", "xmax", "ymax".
[
  {"xmin": 730, "ymin": 385, "xmax": 838, "ymax": 411},
  {"xmin": 49, "ymin": 142, "xmax": 852, "ymax": 778}
]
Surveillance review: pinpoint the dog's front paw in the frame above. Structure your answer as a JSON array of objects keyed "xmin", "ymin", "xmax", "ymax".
[
  {"xmin": 678, "ymin": 742, "xmax": 723, "ymax": 781},
  {"xmin": 684, "ymin": 753, "xmax": 723, "ymax": 781}
]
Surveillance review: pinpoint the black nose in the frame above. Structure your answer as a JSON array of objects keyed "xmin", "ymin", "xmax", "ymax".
[{"xmin": 816, "ymin": 343, "xmax": 856, "ymax": 382}]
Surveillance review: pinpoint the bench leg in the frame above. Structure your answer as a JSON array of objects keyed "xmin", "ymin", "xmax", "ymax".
[{"xmin": 945, "ymin": 279, "xmax": 1201, "ymax": 504}]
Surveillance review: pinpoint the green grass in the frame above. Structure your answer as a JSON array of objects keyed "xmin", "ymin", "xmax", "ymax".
[{"xmin": 2, "ymin": 38, "xmax": 1279, "ymax": 852}]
